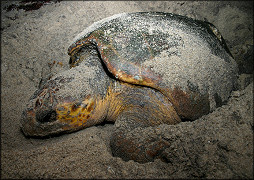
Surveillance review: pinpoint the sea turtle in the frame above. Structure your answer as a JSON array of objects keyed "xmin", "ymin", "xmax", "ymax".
[{"xmin": 21, "ymin": 12, "xmax": 238, "ymax": 163}]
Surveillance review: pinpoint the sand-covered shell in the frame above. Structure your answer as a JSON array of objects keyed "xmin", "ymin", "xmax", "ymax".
[{"xmin": 68, "ymin": 12, "xmax": 238, "ymax": 120}]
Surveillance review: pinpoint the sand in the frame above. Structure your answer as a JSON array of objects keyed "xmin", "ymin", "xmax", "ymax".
[{"xmin": 1, "ymin": 1, "xmax": 253, "ymax": 179}]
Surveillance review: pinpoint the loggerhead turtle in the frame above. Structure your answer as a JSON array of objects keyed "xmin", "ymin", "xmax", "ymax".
[{"xmin": 21, "ymin": 12, "xmax": 238, "ymax": 163}]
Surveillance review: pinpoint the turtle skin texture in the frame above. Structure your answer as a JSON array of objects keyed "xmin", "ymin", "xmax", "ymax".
[{"xmin": 21, "ymin": 12, "xmax": 238, "ymax": 163}]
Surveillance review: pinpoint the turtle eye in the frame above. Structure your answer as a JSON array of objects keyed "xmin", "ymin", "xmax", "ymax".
[
  {"xmin": 69, "ymin": 55, "xmax": 80, "ymax": 68},
  {"xmin": 69, "ymin": 57, "xmax": 73, "ymax": 65},
  {"xmin": 37, "ymin": 110, "xmax": 57, "ymax": 123}
]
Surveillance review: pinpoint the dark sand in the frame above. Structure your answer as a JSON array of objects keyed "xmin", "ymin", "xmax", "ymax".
[{"xmin": 1, "ymin": 1, "xmax": 253, "ymax": 179}]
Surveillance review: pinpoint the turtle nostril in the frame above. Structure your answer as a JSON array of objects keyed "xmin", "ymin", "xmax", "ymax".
[{"xmin": 37, "ymin": 110, "xmax": 57, "ymax": 123}]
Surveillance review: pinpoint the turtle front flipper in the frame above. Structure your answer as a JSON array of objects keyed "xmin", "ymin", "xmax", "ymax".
[
  {"xmin": 108, "ymin": 83, "xmax": 181, "ymax": 163},
  {"xmin": 111, "ymin": 126, "xmax": 171, "ymax": 163},
  {"xmin": 68, "ymin": 30, "xmax": 163, "ymax": 90}
]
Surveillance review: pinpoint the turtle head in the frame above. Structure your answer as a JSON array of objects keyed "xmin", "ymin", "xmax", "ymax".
[
  {"xmin": 20, "ymin": 78, "xmax": 107, "ymax": 137},
  {"xmin": 21, "ymin": 42, "xmax": 111, "ymax": 137},
  {"xmin": 20, "ymin": 92, "xmax": 105, "ymax": 137}
]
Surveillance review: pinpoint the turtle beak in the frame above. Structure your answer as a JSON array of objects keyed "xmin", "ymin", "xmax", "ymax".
[
  {"xmin": 20, "ymin": 92, "xmax": 86, "ymax": 137},
  {"xmin": 20, "ymin": 105, "xmax": 68, "ymax": 137}
]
